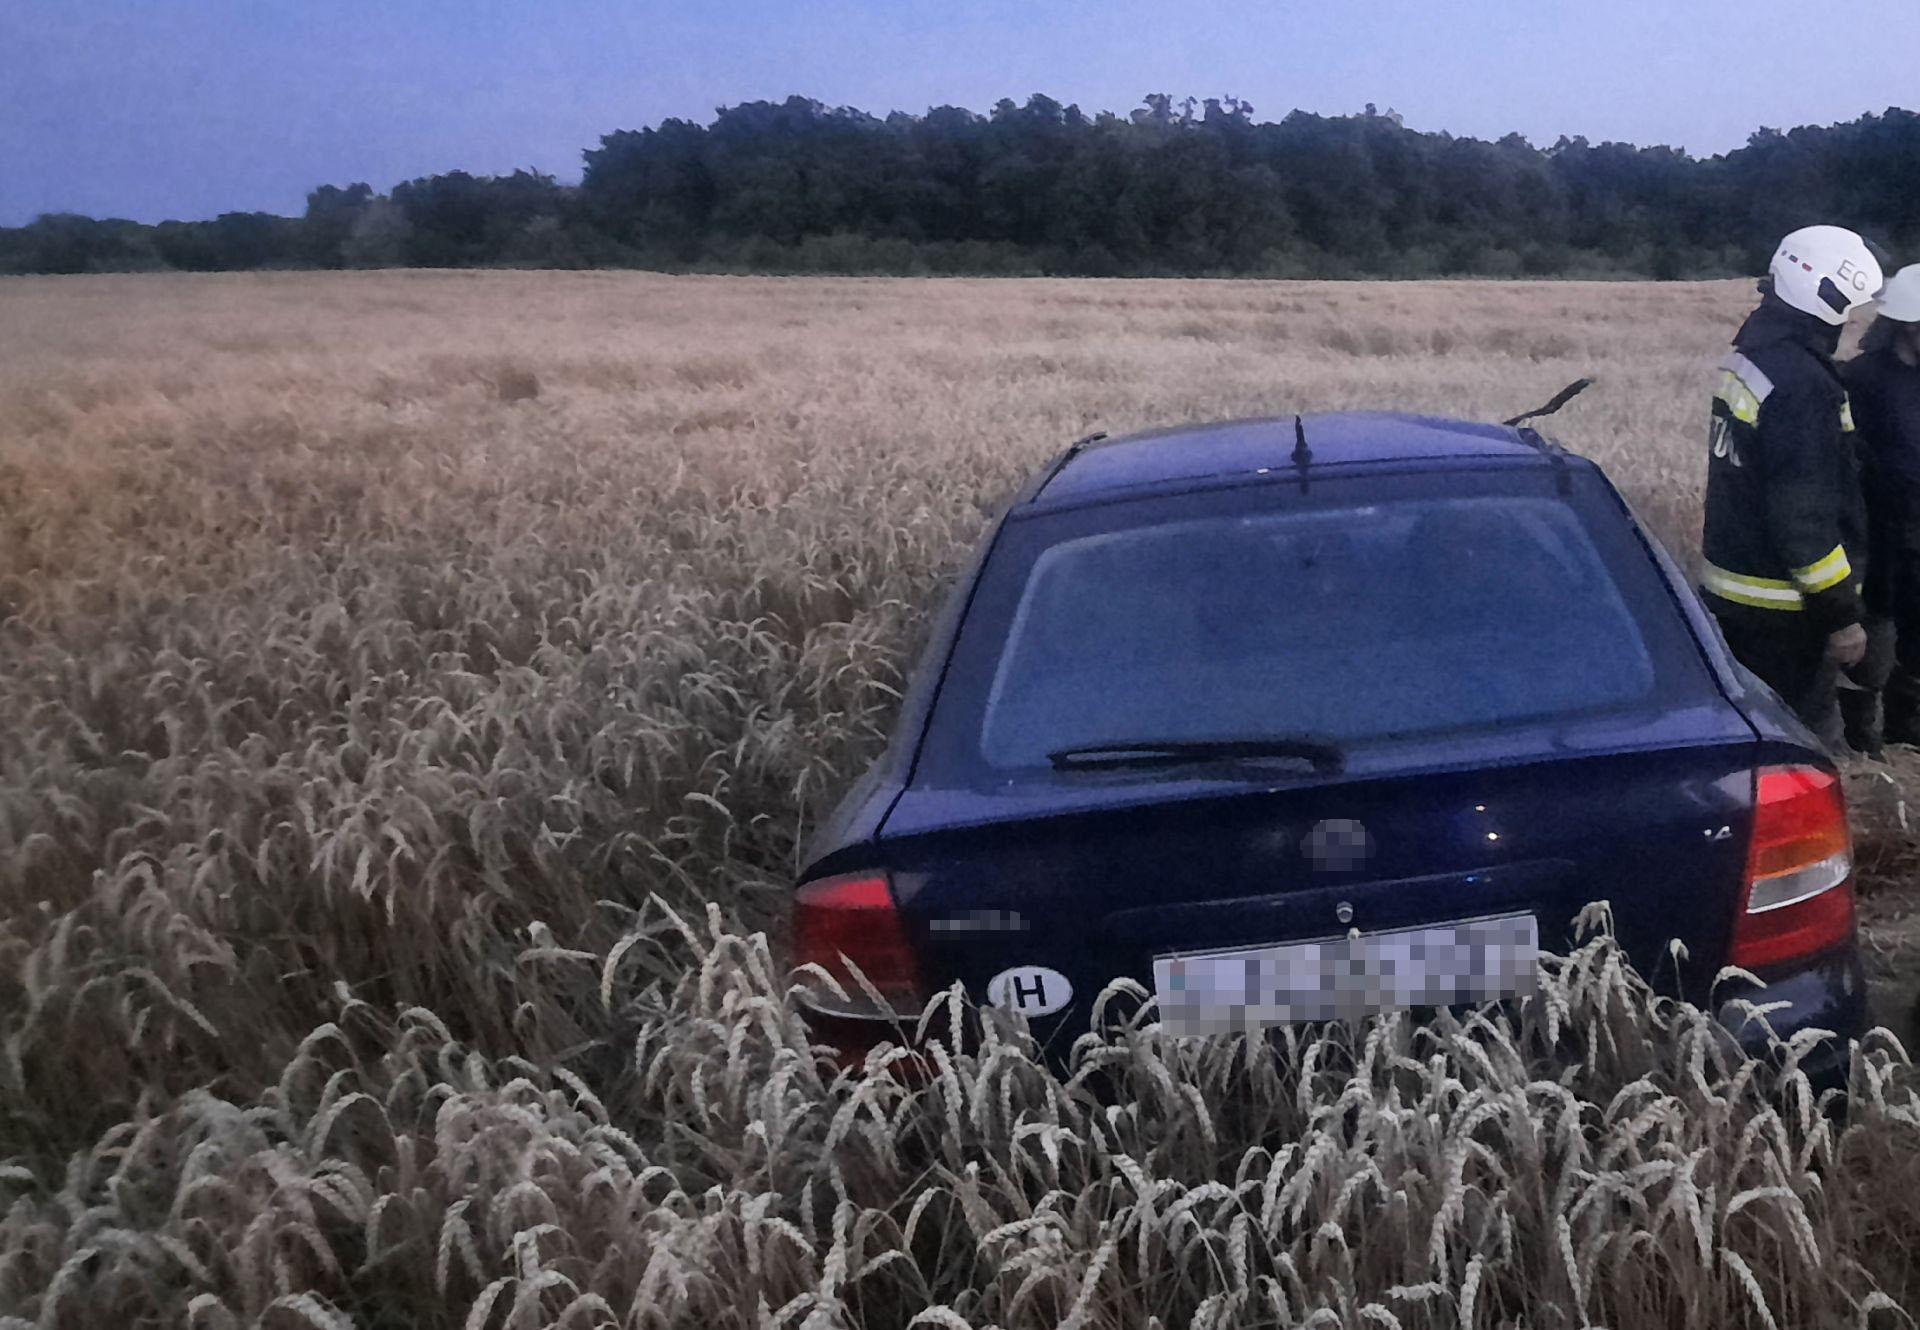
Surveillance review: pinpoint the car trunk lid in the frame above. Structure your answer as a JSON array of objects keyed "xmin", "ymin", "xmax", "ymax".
[{"xmin": 880, "ymin": 714, "xmax": 1757, "ymax": 1044}]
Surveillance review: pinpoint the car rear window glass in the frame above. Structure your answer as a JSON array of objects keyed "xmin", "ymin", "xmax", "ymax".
[{"xmin": 963, "ymin": 487, "xmax": 1671, "ymax": 771}]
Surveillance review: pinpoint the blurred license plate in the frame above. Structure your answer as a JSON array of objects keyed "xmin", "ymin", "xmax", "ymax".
[{"xmin": 1152, "ymin": 913, "xmax": 1539, "ymax": 1035}]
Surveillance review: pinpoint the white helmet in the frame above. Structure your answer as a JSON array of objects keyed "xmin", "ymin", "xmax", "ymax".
[
  {"xmin": 1877, "ymin": 264, "xmax": 1920, "ymax": 323},
  {"xmin": 1768, "ymin": 225, "xmax": 1884, "ymax": 325}
]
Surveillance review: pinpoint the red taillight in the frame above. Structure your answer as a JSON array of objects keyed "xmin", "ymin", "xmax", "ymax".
[
  {"xmin": 792, "ymin": 872, "xmax": 925, "ymax": 1020},
  {"xmin": 1729, "ymin": 766, "xmax": 1856, "ymax": 971}
]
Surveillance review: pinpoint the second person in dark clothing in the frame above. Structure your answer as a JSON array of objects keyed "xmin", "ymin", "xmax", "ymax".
[{"xmin": 1840, "ymin": 264, "xmax": 1920, "ymax": 751}]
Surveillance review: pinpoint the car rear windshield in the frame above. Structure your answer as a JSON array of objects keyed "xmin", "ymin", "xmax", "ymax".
[{"xmin": 917, "ymin": 466, "xmax": 1719, "ymax": 779}]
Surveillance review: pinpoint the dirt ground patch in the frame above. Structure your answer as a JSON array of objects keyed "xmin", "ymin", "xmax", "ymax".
[{"xmin": 1849, "ymin": 748, "xmax": 1920, "ymax": 1038}]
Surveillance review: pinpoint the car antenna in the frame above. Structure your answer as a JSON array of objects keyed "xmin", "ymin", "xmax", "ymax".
[
  {"xmin": 1292, "ymin": 415, "xmax": 1312, "ymax": 492},
  {"xmin": 1032, "ymin": 428, "xmax": 1108, "ymax": 498},
  {"xmin": 1502, "ymin": 379, "xmax": 1592, "ymax": 497},
  {"xmin": 1503, "ymin": 377, "xmax": 1595, "ymax": 427}
]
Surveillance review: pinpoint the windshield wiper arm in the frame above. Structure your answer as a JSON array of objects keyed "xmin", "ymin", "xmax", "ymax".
[{"xmin": 1047, "ymin": 736, "xmax": 1344, "ymax": 773}]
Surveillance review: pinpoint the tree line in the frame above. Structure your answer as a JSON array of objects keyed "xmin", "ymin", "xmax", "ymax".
[{"xmin": 7, "ymin": 94, "xmax": 1920, "ymax": 280}]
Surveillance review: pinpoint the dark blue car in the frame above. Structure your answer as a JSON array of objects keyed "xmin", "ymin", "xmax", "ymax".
[{"xmin": 791, "ymin": 411, "xmax": 1867, "ymax": 1076}]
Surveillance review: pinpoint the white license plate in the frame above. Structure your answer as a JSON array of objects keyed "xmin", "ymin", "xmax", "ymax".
[{"xmin": 1151, "ymin": 913, "xmax": 1539, "ymax": 1036}]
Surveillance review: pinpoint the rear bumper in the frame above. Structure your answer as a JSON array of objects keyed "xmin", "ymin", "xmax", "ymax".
[
  {"xmin": 805, "ymin": 945, "xmax": 1872, "ymax": 1090},
  {"xmin": 1713, "ymin": 943, "xmax": 1868, "ymax": 1087}
]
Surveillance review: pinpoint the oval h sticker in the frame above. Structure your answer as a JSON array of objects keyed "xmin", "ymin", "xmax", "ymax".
[{"xmin": 986, "ymin": 965, "xmax": 1072, "ymax": 1016}]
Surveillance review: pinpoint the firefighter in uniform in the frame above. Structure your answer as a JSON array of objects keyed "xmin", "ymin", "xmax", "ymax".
[
  {"xmin": 1701, "ymin": 225, "xmax": 1885, "ymax": 752},
  {"xmin": 1840, "ymin": 264, "xmax": 1920, "ymax": 750}
]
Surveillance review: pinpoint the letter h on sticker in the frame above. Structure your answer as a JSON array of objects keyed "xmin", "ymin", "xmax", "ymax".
[{"xmin": 1011, "ymin": 972, "xmax": 1049, "ymax": 1010}]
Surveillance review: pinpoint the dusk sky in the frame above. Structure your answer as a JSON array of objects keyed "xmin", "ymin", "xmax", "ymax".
[{"xmin": 6, "ymin": 0, "xmax": 1919, "ymax": 226}]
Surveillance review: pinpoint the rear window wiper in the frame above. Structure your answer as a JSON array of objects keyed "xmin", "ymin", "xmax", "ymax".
[{"xmin": 1047, "ymin": 737, "xmax": 1344, "ymax": 773}]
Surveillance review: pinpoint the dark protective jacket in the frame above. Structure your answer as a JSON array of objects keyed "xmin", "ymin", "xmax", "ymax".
[
  {"xmin": 1840, "ymin": 326, "xmax": 1920, "ymax": 616},
  {"xmin": 1700, "ymin": 294, "xmax": 1867, "ymax": 634}
]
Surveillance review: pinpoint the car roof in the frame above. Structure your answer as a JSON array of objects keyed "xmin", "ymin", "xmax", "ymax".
[{"xmin": 1029, "ymin": 410, "xmax": 1562, "ymax": 509}]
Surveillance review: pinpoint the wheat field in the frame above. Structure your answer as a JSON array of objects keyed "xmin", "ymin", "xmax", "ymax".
[{"xmin": 4, "ymin": 270, "xmax": 1920, "ymax": 1327}]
